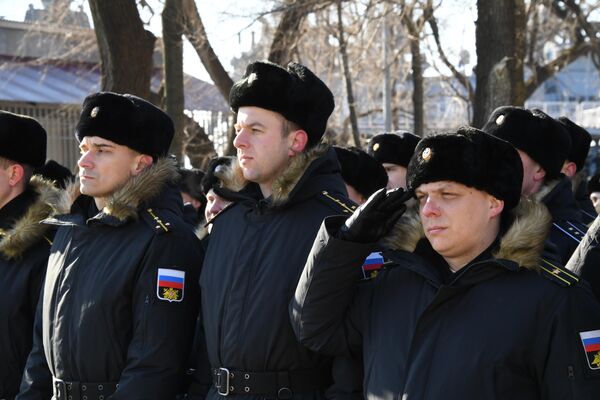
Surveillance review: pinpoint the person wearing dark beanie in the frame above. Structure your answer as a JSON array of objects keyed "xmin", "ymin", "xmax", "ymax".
[
  {"xmin": 367, "ymin": 131, "xmax": 420, "ymax": 189},
  {"xmin": 292, "ymin": 126, "xmax": 600, "ymax": 399},
  {"xmin": 483, "ymin": 106, "xmax": 587, "ymax": 264},
  {"xmin": 18, "ymin": 92, "xmax": 205, "ymax": 400},
  {"xmin": 0, "ymin": 111, "xmax": 62, "ymax": 400}
]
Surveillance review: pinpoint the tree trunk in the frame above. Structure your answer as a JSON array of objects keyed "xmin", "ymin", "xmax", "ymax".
[
  {"xmin": 269, "ymin": 1, "xmax": 308, "ymax": 64},
  {"xmin": 162, "ymin": 0, "xmax": 185, "ymax": 162},
  {"xmin": 473, "ymin": 0, "xmax": 526, "ymax": 127},
  {"xmin": 181, "ymin": 0, "xmax": 234, "ymax": 102},
  {"xmin": 88, "ymin": 0, "xmax": 155, "ymax": 99},
  {"xmin": 336, "ymin": 0, "xmax": 361, "ymax": 148},
  {"xmin": 409, "ymin": 35, "xmax": 424, "ymax": 135},
  {"xmin": 402, "ymin": 7, "xmax": 424, "ymax": 136}
]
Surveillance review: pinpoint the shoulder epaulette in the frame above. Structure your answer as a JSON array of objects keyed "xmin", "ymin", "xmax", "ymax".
[
  {"xmin": 539, "ymin": 258, "xmax": 580, "ymax": 287},
  {"xmin": 319, "ymin": 190, "xmax": 357, "ymax": 215},
  {"xmin": 552, "ymin": 220, "xmax": 587, "ymax": 243},
  {"xmin": 143, "ymin": 207, "xmax": 172, "ymax": 235}
]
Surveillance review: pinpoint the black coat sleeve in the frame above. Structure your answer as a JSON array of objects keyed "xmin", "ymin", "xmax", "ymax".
[
  {"xmin": 16, "ymin": 291, "xmax": 52, "ymax": 400},
  {"xmin": 567, "ymin": 216, "xmax": 600, "ymax": 302},
  {"xmin": 111, "ymin": 232, "xmax": 203, "ymax": 400},
  {"xmin": 290, "ymin": 216, "xmax": 376, "ymax": 357}
]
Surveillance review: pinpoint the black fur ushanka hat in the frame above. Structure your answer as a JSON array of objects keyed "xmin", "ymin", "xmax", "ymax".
[
  {"xmin": 229, "ymin": 60, "xmax": 334, "ymax": 148},
  {"xmin": 367, "ymin": 132, "xmax": 420, "ymax": 167},
  {"xmin": 407, "ymin": 127, "xmax": 523, "ymax": 211},
  {"xmin": 0, "ymin": 110, "xmax": 46, "ymax": 168},
  {"xmin": 76, "ymin": 92, "xmax": 174, "ymax": 159},
  {"xmin": 557, "ymin": 116, "xmax": 591, "ymax": 172},
  {"xmin": 482, "ymin": 106, "xmax": 571, "ymax": 180},
  {"xmin": 334, "ymin": 146, "xmax": 388, "ymax": 199}
]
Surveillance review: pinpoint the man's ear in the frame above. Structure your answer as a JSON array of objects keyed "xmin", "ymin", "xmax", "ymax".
[
  {"xmin": 132, "ymin": 154, "xmax": 154, "ymax": 176},
  {"xmin": 8, "ymin": 164, "xmax": 25, "ymax": 187},
  {"xmin": 288, "ymin": 130, "xmax": 308, "ymax": 156},
  {"xmin": 561, "ymin": 161, "xmax": 577, "ymax": 178},
  {"xmin": 489, "ymin": 195, "xmax": 505, "ymax": 219},
  {"xmin": 533, "ymin": 164, "xmax": 546, "ymax": 183}
]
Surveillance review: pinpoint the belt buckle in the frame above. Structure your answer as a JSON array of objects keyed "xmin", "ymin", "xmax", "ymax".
[
  {"xmin": 53, "ymin": 378, "xmax": 68, "ymax": 400},
  {"xmin": 216, "ymin": 367, "xmax": 230, "ymax": 396}
]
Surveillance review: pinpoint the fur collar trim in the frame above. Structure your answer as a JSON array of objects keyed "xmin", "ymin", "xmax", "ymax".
[
  {"xmin": 0, "ymin": 177, "xmax": 61, "ymax": 259},
  {"xmin": 493, "ymin": 197, "xmax": 551, "ymax": 270},
  {"xmin": 379, "ymin": 200, "xmax": 423, "ymax": 252},
  {"xmin": 56, "ymin": 158, "xmax": 179, "ymax": 221}
]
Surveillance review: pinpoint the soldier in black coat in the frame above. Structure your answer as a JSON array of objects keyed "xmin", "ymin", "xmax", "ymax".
[
  {"xmin": 292, "ymin": 127, "xmax": 600, "ymax": 399},
  {"xmin": 483, "ymin": 106, "xmax": 588, "ymax": 264},
  {"xmin": 0, "ymin": 111, "xmax": 60, "ymax": 400},
  {"xmin": 187, "ymin": 61, "xmax": 357, "ymax": 400},
  {"xmin": 17, "ymin": 92, "xmax": 204, "ymax": 400}
]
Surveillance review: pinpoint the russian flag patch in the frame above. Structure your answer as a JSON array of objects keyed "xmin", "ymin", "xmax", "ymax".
[
  {"xmin": 580, "ymin": 330, "xmax": 600, "ymax": 370},
  {"xmin": 362, "ymin": 252, "xmax": 385, "ymax": 280},
  {"xmin": 157, "ymin": 268, "xmax": 185, "ymax": 302}
]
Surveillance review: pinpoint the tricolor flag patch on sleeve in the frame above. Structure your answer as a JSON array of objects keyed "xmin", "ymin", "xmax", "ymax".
[
  {"xmin": 157, "ymin": 268, "xmax": 185, "ymax": 302},
  {"xmin": 580, "ymin": 330, "xmax": 600, "ymax": 370},
  {"xmin": 362, "ymin": 252, "xmax": 385, "ymax": 280}
]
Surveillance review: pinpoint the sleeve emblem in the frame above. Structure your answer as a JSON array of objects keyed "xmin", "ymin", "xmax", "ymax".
[
  {"xmin": 579, "ymin": 329, "xmax": 600, "ymax": 370},
  {"xmin": 157, "ymin": 268, "xmax": 185, "ymax": 302}
]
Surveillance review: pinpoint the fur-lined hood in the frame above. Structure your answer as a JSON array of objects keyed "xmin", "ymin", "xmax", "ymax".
[
  {"xmin": 0, "ymin": 176, "xmax": 61, "ymax": 259},
  {"xmin": 55, "ymin": 157, "xmax": 180, "ymax": 222},
  {"xmin": 381, "ymin": 197, "xmax": 551, "ymax": 270},
  {"xmin": 214, "ymin": 144, "xmax": 343, "ymax": 208}
]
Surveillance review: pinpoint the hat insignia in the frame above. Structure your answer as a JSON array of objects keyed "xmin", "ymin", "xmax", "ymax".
[
  {"xmin": 247, "ymin": 72, "xmax": 258, "ymax": 85},
  {"xmin": 495, "ymin": 114, "xmax": 505, "ymax": 125},
  {"xmin": 422, "ymin": 147, "xmax": 432, "ymax": 161},
  {"xmin": 373, "ymin": 143, "xmax": 380, "ymax": 151},
  {"xmin": 90, "ymin": 106, "xmax": 100, "ymax": 118}
]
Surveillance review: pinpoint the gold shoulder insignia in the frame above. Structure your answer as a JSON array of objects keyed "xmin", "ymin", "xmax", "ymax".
[
  {"xmin": 146, "ymin": 208, "xmax": 171, "ymax": 233},
  {"xmin": 320, "ymin": 191, "xmax": 357, "ymax": 214},
  {"xmin": 539, "ymin": 258, "xmax": 579, "ymax": 287}
]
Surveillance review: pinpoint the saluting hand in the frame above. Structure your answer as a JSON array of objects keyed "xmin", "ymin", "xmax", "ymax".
[{"xmin": 339, "ymin": 187, "xmax": 412, "ymax": 243}]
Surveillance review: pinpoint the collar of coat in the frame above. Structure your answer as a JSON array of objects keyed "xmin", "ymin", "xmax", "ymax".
[
  {"xmin": 381, "ymin": 197, "xmax": 551, "ymax": 271},
  {"xmin": 535, "ymin": 175, "xmax": 582, "ymax": 222},
  {"xmin": 0, "ymin": 176, "xmax": 61, "ymax": 259},
  {"xmin": 56, "ymin": 157, "xmax": 179, "ymax": 222},
  {"xmin": 215, "ymin": 144, "xmax": 331, "ymax": 207}
]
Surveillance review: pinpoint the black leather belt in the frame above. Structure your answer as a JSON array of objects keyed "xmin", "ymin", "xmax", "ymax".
[
  {"xmin": 52, "ymin": 377, "xmax": 118, "ymax": 400},
  {"xmin": 211, "ymin": 367, "xmax": 328, "ymax": 398}
]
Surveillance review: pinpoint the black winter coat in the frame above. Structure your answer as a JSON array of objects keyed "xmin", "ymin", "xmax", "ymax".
[
  {"xmin": 17, "ymin": 159, "xmax": 203, "ymax": 400},
  {"xmin": 0, "ymin": 178, "xmax": 59, "ymax": 400},
  {"xmin": 292, "ymin": 199, "xmax": 600, "ymax": 399},
  {"xmin": 541, "ymin": 175, "xmax": 589, "ymax": 264},
  {"xmin": 195, "ymin": 146, "xmax": 357, "ymax": 400}
]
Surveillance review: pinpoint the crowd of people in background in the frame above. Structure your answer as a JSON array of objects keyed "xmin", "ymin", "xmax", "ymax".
[{"xmin": 2, "ymin": 59, "xmax": 600, "ymax": 400}]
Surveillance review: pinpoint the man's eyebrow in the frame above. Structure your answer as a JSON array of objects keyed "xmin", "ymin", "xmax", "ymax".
[{"xmin": 235, "ymin": 121, "xmax": 267, "ymax": 129}]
